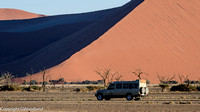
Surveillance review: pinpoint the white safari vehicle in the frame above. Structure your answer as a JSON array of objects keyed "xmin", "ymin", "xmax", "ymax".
[{"xmin": 95, "ymin": 79, "xmax": 149, "ymax": 101}]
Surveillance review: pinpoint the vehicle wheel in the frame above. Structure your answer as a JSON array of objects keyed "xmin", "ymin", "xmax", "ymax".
[
  {"xmin": 97, "ymin": 94, "xmax": 103, "ymax": 101},
  {"xmin": 134, "ymin": 97, "xmax": 141, "ymax": 101},
  {"xmin": 140, "ymin": 87, "xmax": 146, "ymax": 94},
  {"xmin": 105, "ymin": 97, "xmax": 111, "ymax": 101},
  {"xmin": 126, "ymin": 94, "xmax": 133, "ymax": 101},
  {"xmin": 146, "ymin": 87, "xmax": 149, "ymax": 95}
]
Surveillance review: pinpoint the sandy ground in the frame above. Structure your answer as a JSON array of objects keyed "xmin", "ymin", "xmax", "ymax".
[
  {"xmin": 0, "ymin": 87, "xmax": 199, "ymax": 112},
  {"xmin": 0, "ymin": 101, "xmax": 200, "ymax": 112}
]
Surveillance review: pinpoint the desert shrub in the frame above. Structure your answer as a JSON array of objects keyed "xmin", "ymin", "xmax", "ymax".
[
  {"xmin": 74, "ymin": 88, "xmax": 81, "ymax": 92},
  {"xmin": 184, "ymin": 80, "xmax": 200, "ymax": 84},
  {"xmin": 161, "ymin": 81, "xmax": 178, "ymax": 84},
  {"xmin": 146, "ymin": 101, "xmax": 153, "ymax": 104},
  {"xmin": 82, "ymin": 80, "xmax": 98, "ymax": 84},
  {"xmin": 146, "ymin": 80, "xmax": 150, "ymax": 84},
  {"xmin": 31, "ymin": 86, "xmax": 42, "ymax": 91},
  {"xmin": 170, "ymin": 84, "xmax": 197, "ymax": 91},
  {"xmin": 159, "ymin": 84, "xmax": 169, "ymax": 92},
  {"xmin": 177, "ymin": 101, "xmax": 192, "ymax": 104},
  {"xmin": 163, "ymin": 101, "xmax": 175, "ymax": 104},
  {"xmin": 86, "ymin": 86, "xmax": 105, "ymax": 91},
  {"xmin": 168, "ymin": 80, "xmax": 178, "ymax": 84},
  {"xmin": 0, "ymin": 84, "xmax": 22, "ymax": 91},
  {"xmin": 74, "ymin": 86, "xmax": 105, "ymax": 92},
  {"xmin": 197, "ymin": 86, "xmax": 200, "ymax": 91},
  {"xmin": 23, "ymin": 86, "xmax": 42, "ymax": 91}
]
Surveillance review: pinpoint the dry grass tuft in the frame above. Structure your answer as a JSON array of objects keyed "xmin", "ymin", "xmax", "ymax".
[
  {"xmin": 163, "ymin": 101, "xmax": 175, "ymax": 104},
  {"xmin": 177, "ymin": 101, "xmax": 192, "ymax": 104}
]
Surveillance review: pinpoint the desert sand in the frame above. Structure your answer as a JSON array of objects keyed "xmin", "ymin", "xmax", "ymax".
[
  {"xmin": 1, "ymin": 0, "xmax": 200, "ymax": 83},
  {"xmin": 0, "ymin": 8, "xmax": 44, "ymax": 20},
  {"xmin": 1, "ymin": 0, "xmax": 142, "ymax": 82},
  {"xmin": 32, "ymin": 0, "xmax": 200, "ymax": 83}
]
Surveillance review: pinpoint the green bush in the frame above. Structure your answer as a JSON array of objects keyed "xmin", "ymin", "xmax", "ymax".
[
  {"xmin": 0, "ymin": 84, "xmax": 22, "ymax": 91},
  {"xmin": 31, "ymin": 86, "xmax": 42, "ymax": 91},
  {"xmin": 170, "ymin": 84, "xmax": 197, "ymax": 91}
]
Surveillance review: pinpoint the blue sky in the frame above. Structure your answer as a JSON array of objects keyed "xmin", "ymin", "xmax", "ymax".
[{"xmin": 0, "ymin": 0, "xmax": 130, "ymax": 15}]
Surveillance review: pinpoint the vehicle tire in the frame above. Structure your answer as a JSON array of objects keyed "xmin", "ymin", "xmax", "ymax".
[
  {"xmin": 134, "ymin": 97, "xmax": 141, "ymax": 101},
  {"xmin": 146, "ymin": 87, "xmax": 149, "ymax": 95},
  {"xmin": 97, "ymin": 94, "xmax": 103, "ymax": 101},
  {"xmin": 126, "ymin": 94, "xmax": 133, "ymax": 101},
  {"xmin": 105, "ymin": 97, "xmax": 111, "ymax": 101},
  {"xmin": 140, "ymin": 87, "xmax": 146, "ymax": 94}
]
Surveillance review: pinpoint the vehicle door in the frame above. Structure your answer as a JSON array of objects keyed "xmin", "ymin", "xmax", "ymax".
[
  {"xmin": 129, "ymin": 83, "xmax": 139, "ymax": 95},
  {"xmin": 114, "ymin": 83, "xmax": 123, "ymax": 97},
  {"xmin": 104, "ymin": 84, "xmax": 115, "ymax": 97},
  {"xmin": 121, "ymin": 83, "xmax": 129, "ymax": 96}
]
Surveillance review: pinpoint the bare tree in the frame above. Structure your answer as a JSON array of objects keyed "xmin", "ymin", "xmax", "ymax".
[
  {"xmin": 157, "ymin": 73, "xmax": 176, "ymax": 92},
  {"xmin": 178, "ymin": 74, "xmax": 188, "ymax": 84},
  {"xmin": 157, "ymin": 73, "xmax": 176, "ymax": 84},
  {"xmin": 108, "ymin": 72, "xmax": 117, "ymax": 85},
  {"xmin": 1, "ymin": 72, "xmax": 14, "ymax": 85},
  {"xmin": 59, "ymin": 74, "xmax": 65, "ymax": 91},
  {"xmin": 26, "ymin": 67, "xmax": 34, "ymax": 89},
  {"xmin": 95, "ymin": 67, "xmax": 119, "ymax": 86},
  {"xmin": 26, "ymin": 73, "xmax": 32, "ymax": 89},
  {"xmin": 95, "ymin": 68, "xmax": 111, "ymax": 87},
  {"xmin": 132, "ymin": 69, "xmax": 148, "ymax": 79},
  {"xmin": 115, "ymin": 72, "xmax": 123, "ymax": 81},
  {"xmin": 41, "ymin": 68, "xmax": 50, "ymax": 92},
  {"xmin": 48, "ymin": 75, "xmax": 54, "ymax": 88},
  {"xmin": 0, "ymin": 73, "xmax": 4, "ymax": 85}
]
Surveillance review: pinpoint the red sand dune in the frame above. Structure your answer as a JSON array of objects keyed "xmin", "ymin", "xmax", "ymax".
[
  {"xmin": 7, "ymin": 0, "xmax": 143, "ymax": 83},
  {"xmin": 3, "ymin": 0, "xmax": 200, "ymax": 83},
  {"xmin": 33, "ymin": 0, "xmax": 200, "ymax": 83},
  {"xmin": 0, "ymin": 8, "xmax": 44, "ymax": 20}
]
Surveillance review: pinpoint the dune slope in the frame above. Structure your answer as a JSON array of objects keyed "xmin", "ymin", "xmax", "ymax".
[
  {"xmin": 0, "ymin": 0, "xmax": 143, "ymax": 79},
  {"xmin": 0, "ymin": 21, "xmax": 93, "ymax": 64},
  {"xmin": 0, "ymin": 8, "xmax": 117, "ymax": 65},
  {"xmin": 3, "ymin": 0, "xmax": 200, "ymax": 83},
  {"xmin": 29, "ymin": 0, "xmax": 200, "ymax": 83},
  {"xmin": 0, "ymin": 9, "xmax": 44, "ymax": 20}
]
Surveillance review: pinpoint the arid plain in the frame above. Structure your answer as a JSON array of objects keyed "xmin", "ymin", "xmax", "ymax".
[{"xmin": 0, "ymin": 86, "xmax": 199, "ymax": 112}]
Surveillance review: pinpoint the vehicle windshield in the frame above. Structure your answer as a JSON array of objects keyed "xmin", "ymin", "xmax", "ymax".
[{"xmin": 107, "ymin": 84, "xmax": 115, "ymax": 90}]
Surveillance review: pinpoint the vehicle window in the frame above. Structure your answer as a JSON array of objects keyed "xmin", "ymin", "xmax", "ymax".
[
  {"xmin": 123, "ymin": 83, "xmax": 129, "ymax": 89},
  {"xmin": 133, "ymin": 83, "xmax": 139, "ymax": 88},
  {"xmin": 107, "ymin": 84, "xmax": 115, "ymax": 90},
  {"xmin": 129, "ymin": 83, "xmax": 139, "ymax": 89},
  {"xmin": 116, "ymin": 84, "xmax": 122, "ymax": 89},
  {"xmin": 129, "ymin": 84, "xmax": 133, "ymax": 89}
]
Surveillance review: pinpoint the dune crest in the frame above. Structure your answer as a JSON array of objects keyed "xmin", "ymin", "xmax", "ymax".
[{"xmin": 0, "ymin": 8, "xmax": 44, "ymax": 20}]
